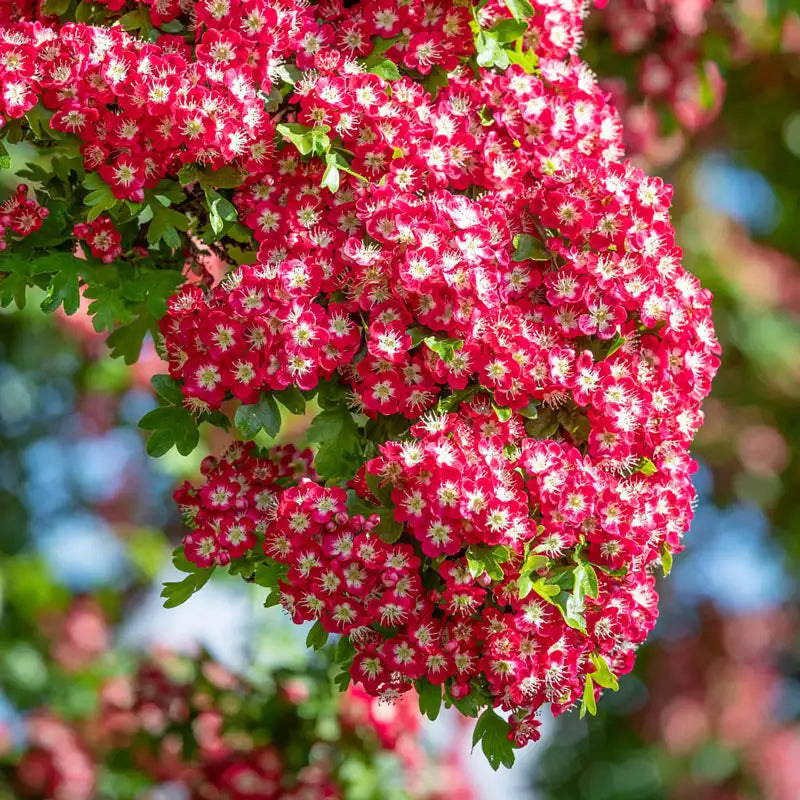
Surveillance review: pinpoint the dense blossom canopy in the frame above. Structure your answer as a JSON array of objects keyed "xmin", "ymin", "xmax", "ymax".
[{"xmin": 0, "ymin": 0, "xmax": 719, "ymax": 766}]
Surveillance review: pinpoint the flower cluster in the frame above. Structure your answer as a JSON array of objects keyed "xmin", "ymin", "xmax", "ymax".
[
  {"xmin": 174, "ymin": 441, "xmax": 316, "ymax": 567},
  {"xmin": 159, "ymin": 51, "xmax": 625, "ymax": 414},
  {"xmin": 13, "ymin": 714, "xmax": 96, "ymax": 800},
  {"xmin": 73, "ymin": 215, "xmax": 122, "ymax": 263},
  {"xmin": 97, "ymin": 658, "xmax": 344, "ymax": 800},
  {"xmin": 0, "ymin": 0, "xmax": 476, "ymax": 201},
  {"xmin": 180, "ymin": 388, "xmax": 697, "ymax": 743},
  {"xmin": 358, "ymin": 404, "xmax": 692, "ymax": 724},
  {"xmin": 0, "ymin": 184, "xmax": 48, "ymax": 250},
  {"xmin": 153, "ymin": 0, "xmax": 719, "ymax": 758},
  {"xmin": 594, "ymin": 0, "xmax": 728, "ymax": 161},
  {"xmin": 0, "ymin": 0, "xmax": 720, "ymax": 761},
  {"xmin": 5, "ymin": 647, "xmax": 468, "ymax": 800}
]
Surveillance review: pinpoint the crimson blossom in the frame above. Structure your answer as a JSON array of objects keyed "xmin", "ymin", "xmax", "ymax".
[{"xmin": 0, "ymin": 0, "xmax": 719, "ymax": 769}]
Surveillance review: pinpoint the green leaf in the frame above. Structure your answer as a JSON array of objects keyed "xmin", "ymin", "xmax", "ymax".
[
  {"xmin": 436, "ymin": 385, "xmax": 482, "ymax": 413},
  {"xmin": 449, "ymin": 689, "xmax": 483, "ymax": 718},
  {"xmin": 16, "ymin": 161, "xmax": 51, "ymax": 183},
  {"xmin": 264, "ymin": 588, "xmax": 281, "ymax": 608},
  {"xmin": 83, "ymin": 173, "xmax": 118, "ymax": 221},
  {"xmin": 421, "ymin": 66, "xmax": 449, "ymax": 99},
  {"xmin": 81, "ymin": 284, "xmax": 128, "ymax": 332},
  {"xmin": 305, "ymin": 620, "xmax": 329, "ymax": 650},
  {"xmin": 335, "ymin": 635, "xmax": 356, "ymax": 665},
  {"xmin": 252, "ymin": 561, "xmax": 287, "ymax": 589},
  {"xmin": 151, "ymin": 374, "xmax": 184, "ymax": 405},
  {"xmin": 512, "ymin": 233, "xmax": 550, "ymax": 262},
  {"xmin": 408, "ymin": 326, "xmax": 432, "ymax": 348},
  {"xmin": 0, "ymin": 257, "xmax": 31, "ymax": 309},
  {"xmin": 365, "ymin": 471, "xmax": 392, "ymax": 506},
  {"xmin": 321, "ymin": 152, "xmax": 368, "ymax": 193},
  {"xmin": 490, "ymin": 18, "xmax": 528, "ymax": 42},
  {"xmin": 424, "ymin": 335, "xmax": 463, "ymax": 363},
  {"xmin": 159, "ymin": 18, "xmax": 184, "ymax": 32},
  {"xmin": 306, "ymin": 407, "xmax": 360, "ymax": 482},
  {"xmin": 205, "ymin": 188, "xmax": 238, "ymax": 240},
  {"xmin": 368, "ymin": 59, "xmax": 402, "ymax": 81},
  {"xmin": 523, "ymin": 406, "xmax": 560, "ymax": 439},
  {"xmin": 161, "ymin": 567, "xmax": 214, "ymax": 608},
  {"xmin": 416, "ymin": 679, "xmax": 443, "ymax": 721},
  {"xmin": 201, "ymin": 409, "xmax": 232, "ymax": 432},
  {"xmin": 274, "ymin": 63, "xmax": 303, "ymax": 85},
  {"xmin": 0, "ymin": 141, "xmax": 10, "ymax": 170},
  {"xmin": 472, "ymin": 708, "xmax": 516, "ymax": 770},
  {"xmin": 504, "ymin": 0, "xmax": 535, "ymax": 19},
  {"xmin": 466, "ymin": 545, "xmax": 509, "ymax": 582},
  {"xmin": 273, "ymin": 386, "xmax": 306, "ymax": 415},
  {"xmin": 40, "ymin": 261, "xmax": 81, "ymax": 316},
  {"xmin": 277, "ymin": 123, "xmax": 331, "ymax": 157},
  {"xmin": 518, "ymin": 399, "xmax": 538, "ymax": 419},
  {"xmin": 532, "ymin": 578, "xmax": 561, "ymax": 601},
  {"xmin": 227, "ymin": 246, "xmax": 258, "ymax": 265},
  {"xmin": 347, "ymin": 492, "xmax": 379, "ymax": 519},
  {"xmin": 637, "ymin": 457, "xmax": 658, "ymax": 476},
  {"xmin": 74, "ymin": 0, "xmax": 97, "ymax": 22},
  {"xmin": 315, "ymin": 378, "xmax": 349, "ymax": 409},
  {"xmin": 374, "ymin": 511, "xmax": 403, "ymax": 544},
  {"xmin": 589, "ymin": 653, "xmax": 619, "ymax": 691},
  {"xmin": 506, "ymin": 47, "xmax": 538, "ymax": 74},
  {"xmin": 475, "ymin": 31, "xmax": 510, "ymax": 70},
  {"xmin": 602, "ymin": 330, "xmax": 626, "ymax": 359},
  {"xmin": 118, "ymin": 7, "xmax": 152, "ymax": 32},
  {"xmin": 321, "ymin": 154, "xmax": 340, "ymax": 193},
  {"xmin": 141, "ymin": 269, "xmax": 184, "ymax": 319},
  {"xmin": 579, "ymin": 674, "xmax": 597, "ymax": 719},
  {"xmin": 154, "ymin": 179, "xmax": 186, "ymax": 204},
  {"xmin": 24, "ymin": 105, "xmax": 55, "ymax": 139},
  {"xmin": 178, "ymin": 164, "xmax": 198, "ymax": 185},
  {"xmin": 557, "ymin": 407, "xmax": 591, "ymax": 442},
  {"xmin": 661, "ymin": 544, "xmax": 673, "ymax": 577},
  {"xmin": 171, "ymin": 547, "xmax": 199, "ymax": 574},
  {"xmin": 195, "ymin": 165, "xmax": 245, "ymax": 189},
  {"xmin": 365, "ymin": 35, "xmax": 401, "ymax": 63},
  {"xmin": 551, "ymin": 562, "xmax": 598, "ymax": 634},
  {"xmin": 575, "ymin": 562, "xmax": 599, "ymax": 599},
  {"xmin": 334, "ymin": 666, "xmax": 352, "ymax": 692},
  {"xmin": 106, "ymin": 313, "xmax": 151, "ymax": 364},
  {"xmin": 517, "ymin": 553, "xmax": 549, "ymax": 598},
  {"xmin": 234, "ymin": 394, "xmax": 281, "ymax": 439},
  {"xmin": 228, "ymin": 556, "xmax": 256, "ymax": 582},
  {"xmin": 146, "ymin": 202, "xmax": 189, "ymax": 249},
  {"xmin": 492, "ymin": 402, "xmax": 513, "ymax": 423},
  {"xmin": 517, "ymin": 573, "xmax": 534, "ymax": 599},
  {"xmin": 138, "ymin": 405, "xmax": 200, "ymax": 457}
]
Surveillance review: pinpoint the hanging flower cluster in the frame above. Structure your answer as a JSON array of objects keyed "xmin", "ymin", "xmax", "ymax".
[
  {"xmin": 151, "ymin": 0, "xmax": 719, "ymax": 767},
  {"xmin": 174, "ymin": 440, "xmax": 316, "ymax": 567},
  {"xmin": 179, "ymin": 386, "xmax": 699, "ymax": 746},
  {"xmin": 0, "ymin": 184, "xmax": 48, "ymax": 250},
  {"xmin": 0, "ymin": 0, "xmax": 720, "ymax": 768}
]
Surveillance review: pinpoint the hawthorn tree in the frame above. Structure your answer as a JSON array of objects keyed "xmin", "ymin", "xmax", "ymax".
[{"xmin": 0, "ymin": 0, "xmax": 720, "ymax": 769}]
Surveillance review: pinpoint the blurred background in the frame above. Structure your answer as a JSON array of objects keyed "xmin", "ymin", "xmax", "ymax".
[{"xmin": 1, "ymin": 0, "xmax": 800, "ymax": 797}]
